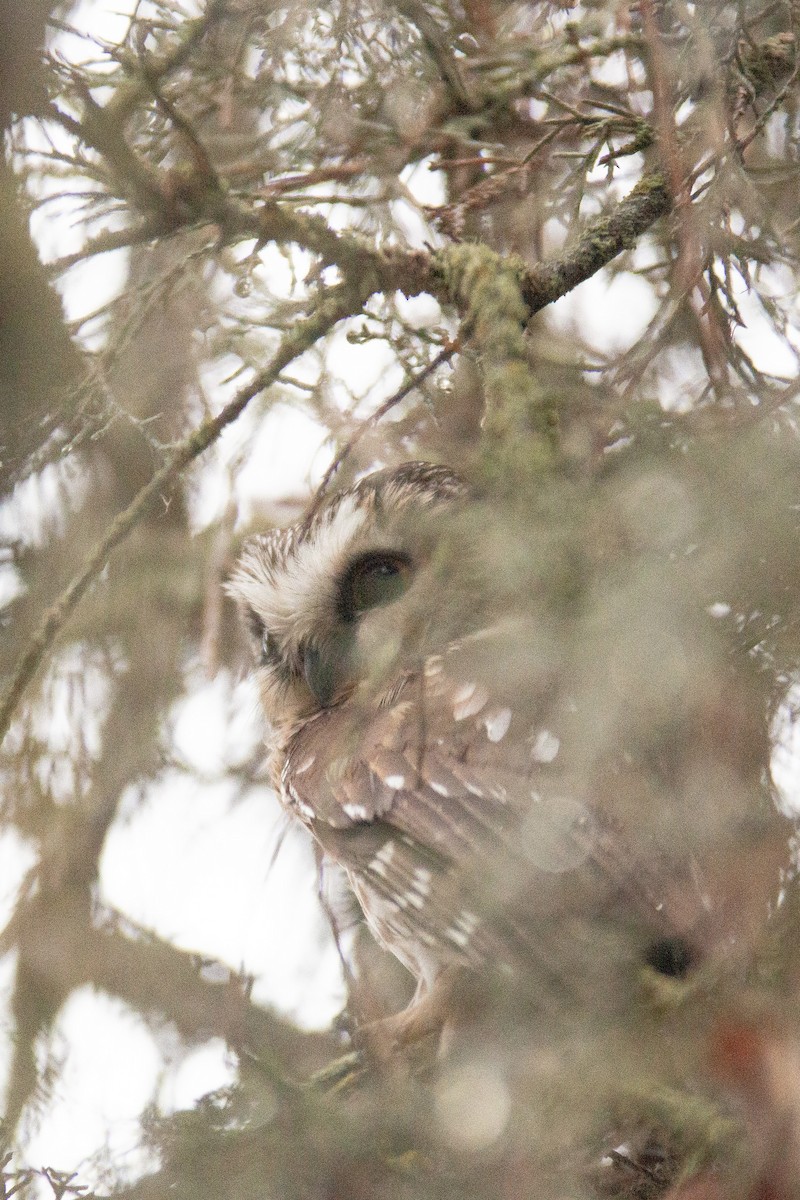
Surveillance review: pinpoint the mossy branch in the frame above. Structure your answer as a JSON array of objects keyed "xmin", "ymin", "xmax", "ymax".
[
  {"xmin": 520, "ymin": 173, "xmax": 671, "ymax": 314},
  {"xmin": 436, "ymin": 242, "xmax": 554, "ymax": 478},
  {"xmin": 428, "ymin": 174, "xmax": 671, "ymax": 485}
]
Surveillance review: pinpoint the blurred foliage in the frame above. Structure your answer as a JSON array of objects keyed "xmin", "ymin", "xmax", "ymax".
[{"xmin": 2, "ymin": 0, "xmax": 800, "ymax": 1197}]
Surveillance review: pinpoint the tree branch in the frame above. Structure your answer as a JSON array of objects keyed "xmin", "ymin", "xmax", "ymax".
[
  {"xmin": 519, "ymin": 172, "xmax": 671, "ymax": 314},
  {"xmin": 0, "ymin": 284, "xmax": 369, "ymax": 744}
]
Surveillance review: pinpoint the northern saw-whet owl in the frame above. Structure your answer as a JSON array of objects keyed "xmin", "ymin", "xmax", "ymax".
[{"xmin": 228, "ymin": 461, "xmax": 783, "ymax": 1030}]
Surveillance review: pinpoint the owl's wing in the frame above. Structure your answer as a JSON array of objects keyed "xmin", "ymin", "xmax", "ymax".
[{"xmin": 280, "ymin": 645, "xmax": 669, "ymax": 981}]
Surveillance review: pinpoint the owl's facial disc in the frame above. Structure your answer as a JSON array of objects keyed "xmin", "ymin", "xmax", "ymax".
[
  {"xmin": 241, "ymin": 544, "xmax": 417, "ymax": 718},
  {"xmin": 303, "ymin": 550, "xmax": 414, "ymax": 707},
  {"xmin": 228, "ymin": 463, "xmax": 468, "ymax": 730}
]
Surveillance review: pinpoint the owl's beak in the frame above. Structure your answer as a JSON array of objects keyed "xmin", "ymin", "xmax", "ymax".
[{"xmin": 302, "ymin": 643, "xmax": 339, "ymax": 708}]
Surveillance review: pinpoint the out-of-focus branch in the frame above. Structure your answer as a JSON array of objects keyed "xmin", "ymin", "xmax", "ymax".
[
  {"xmin": 466, "ymin": 34, "xmax": 644, "ymax": 104},
  {"xmin": 310, "ymin": 339, "xmax": 459, "ymax": 509},
  {"xmin": 639, "ymin": 0, "xmax": 729, "ymax": 391},
  {"xmin": 0, "ymin": 284, "xmax": 369, "ymax": 744},
  {"xmin": 0, "ymin": 0, "xmax": 50, "ymax": 123},
  {"xmin": 4, "ymin": 885, "xmax": 335, "ymax": 1129},
  {"xmin": 0, "ymin": 0, "xmax": 83, "ymax": 493},
  {"xmin": 104, "ymin": 0, "xmax": 228, "ymax": 125},
  {"xmin": 395, "ymin": 0, "xmax": 477, "ymax": 110},
  {"xmin": 47, "ymin": 217, "xmax": 180, "ymax": 273},
  {"xmin": 16, "ymin": 897, "xmax": 335, "ymax": 1072}
]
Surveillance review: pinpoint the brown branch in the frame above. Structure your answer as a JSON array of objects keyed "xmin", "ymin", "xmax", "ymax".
[
  {"xmin": 639, "ymin": 0, "xmax": 728, "ymax": 391},
  {"xmin": 395, "ymin": 0, "xmax": 477, "ymax": 110},
  {"xmin": 0, "ymin": 285, "xmax": 369, "ymax": 745},
  {"xmin": 519, "ymin": 172, "xmax": 671, "ymax": 314},
  {"xmin": 638, "ymin": 0, "xmax": 702, "ymax": 289}
]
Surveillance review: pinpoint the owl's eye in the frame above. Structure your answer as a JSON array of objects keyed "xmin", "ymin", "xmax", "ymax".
[{"xmin": 339, "ymin": 551, "xmax": 412, "ymax": 621}]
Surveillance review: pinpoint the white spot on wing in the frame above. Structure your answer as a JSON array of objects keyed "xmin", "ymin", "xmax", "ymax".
[
  {"xmin": 531, "ymin": 729, "xmax": 560, "ymax": 763},
  {"xmin": 707, "ymin": 601, "xmax": 731, "ymax": 619},
  {"xmin": 445, "ymin": 909, "xmax": 480, "ymax": 948},
  {"xmin": 457, "ymin": 910, "xmax": 479, "ymax": 935},
  {"xmin": 484, "ymin": 707, "xmax": 512, "ymax": 742},
  {"xmin": 367, "ymin": 840, "xmax": 396, "ymax": 878},
  {"xmin": 412, "ymin": 866, "xmax": 432, "ymax": 897},
  {"xmin": 287, "ymin": 789, "xmax": 316, "ymax": 822},
  {"xmin": 463, "ymin": 779, "xmax": 486, "ymax": 798},
  {"xmin": 385, "ymin": 774, "xmax": 406, "ymax": 790},
  {"xmin": 452, "ymin": 682, "xmax": 489, "ymax": 720},
  {"xmin": 342, "ymin": 802, "xmax": 371, "ymax": 820}
]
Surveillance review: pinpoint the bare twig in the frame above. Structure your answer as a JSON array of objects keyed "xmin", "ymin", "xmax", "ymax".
[
  {"xmin": 310, "ymin": 339, "xmax": 459, "ymax": 513},
  {"xmin": 638, "ymin": 0, "xmax": 698, "ymax": 291},
  {"xmin": 0, "ymin": 285, "xmax": 368, "ymax": 744},
  {"xmin": 639, "ymin": 0, "xmax": 728, "ymax": 391}
]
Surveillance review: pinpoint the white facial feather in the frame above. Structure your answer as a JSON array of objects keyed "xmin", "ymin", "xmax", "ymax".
[
  {"xmin": 230, "ymin": 495, "xmax": 368, "ymax": 644},
  {"xmin": 229, "ymin": 463, "xmax": 467, "ymax": 653}
]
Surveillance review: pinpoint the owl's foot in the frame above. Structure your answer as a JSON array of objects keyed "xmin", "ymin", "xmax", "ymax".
[{"xmin": 354, "ymin": 966, "xmax": 467, "ymax": 1063}]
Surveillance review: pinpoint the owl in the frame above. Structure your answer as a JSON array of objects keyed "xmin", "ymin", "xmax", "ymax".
[{"xmin": 228, "ymin": 461, "xmax": 784, "ymax": 1043}]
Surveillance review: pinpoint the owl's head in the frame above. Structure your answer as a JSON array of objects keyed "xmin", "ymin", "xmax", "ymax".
[{"xmin": 228, "ymin": 462, "xmax": 469, "ymax": 735}]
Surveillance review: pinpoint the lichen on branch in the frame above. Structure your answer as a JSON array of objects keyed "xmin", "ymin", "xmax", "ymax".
[{"xmin": 436, "ymin": 241, "xmax": 557, "ymax": 485}]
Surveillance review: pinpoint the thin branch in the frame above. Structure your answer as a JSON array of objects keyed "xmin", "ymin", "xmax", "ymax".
[
  {"xmin": 638, "ymin": 0, "xmax": 698, "ymax": 291},
  {"xmin": 47, "ymin": 218, "xmax": 176, "ymax": 272},
  {"xmin": 0, "ymin": 285, "xmax": 368, "ymax": 745},
  {"xmin": 395, "ymin": 0, "xmax": 477, "ymax": 110},
  {"xmin": 310, "ymin": 339, "xmax": 459, "ymax": 513}
]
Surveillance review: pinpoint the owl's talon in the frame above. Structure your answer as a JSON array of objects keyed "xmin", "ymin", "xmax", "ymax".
[{"xmin": 354, "ymin": 966, "xmax": 466, "ymax": 1065}]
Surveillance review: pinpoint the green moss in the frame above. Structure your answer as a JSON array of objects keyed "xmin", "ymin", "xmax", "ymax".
[
  {"xmin": 618, "ymin": 1085, "xmax": 743, "ymax": 1181},
  {"xmin": 434, "ymin": 243, "xmax": 558, "ymax": 494},
  {"xmin": 737, "ymin": 33, "xmax": 796, "ymax": 91}
]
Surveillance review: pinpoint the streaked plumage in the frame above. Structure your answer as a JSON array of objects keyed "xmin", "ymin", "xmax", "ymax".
[{"xmin": 228, "ymin": 461, "xmax": 786, "ymax": 1028}]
